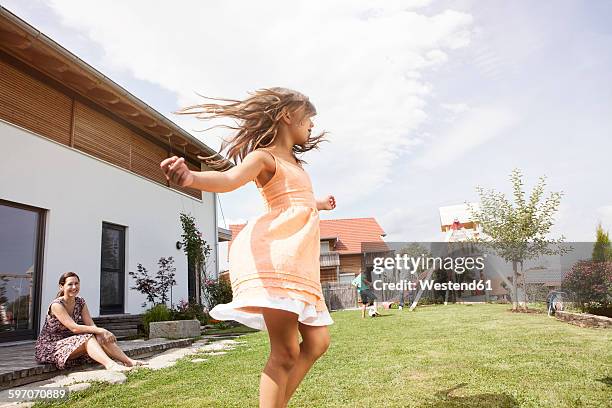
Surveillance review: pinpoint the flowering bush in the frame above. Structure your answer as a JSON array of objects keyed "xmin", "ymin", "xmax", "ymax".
[
  {"xmin": 562, "ymin": 260, "xmax": 611, "ymax": 316},
  {"xmin": 204, "ymin": 278, "xmax": 233, "ymax": 309},
  {"xmin": 171, "ymin": 298, "xmax": 209, "ymax": 323}
]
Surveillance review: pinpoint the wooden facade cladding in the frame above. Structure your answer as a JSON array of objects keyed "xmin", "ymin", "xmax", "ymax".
[
  {"xmin": 321, "ymin": 268, "xmax": 337, "ymax": 283},
  {"xmin": 339, "ymin": 254, "xmax": 363, "ymax": 275},
  {"xmin": 0, "ymin": 56, "xmax": 202, "ymax": 199},
  {"xmin": 0, "ymin": 57, "xmax": 72, "ymax": 145},
  {"xmin": 130, "ymin": 129, "xmax": 169, "ymax": 186},
  {"xmin": 73, "ymin": 101, "xmax": 132, "ymax": 169}
]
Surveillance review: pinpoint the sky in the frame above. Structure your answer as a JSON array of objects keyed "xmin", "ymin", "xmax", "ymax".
[{"xmin": 3, "ymin": 0, "xmax": 611, "ymax": 266}]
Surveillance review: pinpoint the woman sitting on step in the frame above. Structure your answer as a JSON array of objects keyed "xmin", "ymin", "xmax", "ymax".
[{"xmin": 34, "ymin": 271, "xmax": 147, "ymax": 371}]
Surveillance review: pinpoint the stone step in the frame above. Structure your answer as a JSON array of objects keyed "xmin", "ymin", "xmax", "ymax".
[
  {"xmin": 0, "ymin": 338, "xmax": 194, "ymax": 391},
  {"xmin": 93, "ymin": 321, "xmax": 142, "ymax": 326},
  {"xmin": 101, "ymin": 322, "xmax": 143, "ymax": 329},
  {"xmin": 108, "ymin": 329, "xmax": 139, "ymax": 338},
  {"xmin": 92, "ymin": 315, "xmax": 143, "ymax": 324},
  {"xmin": 92, "ymin": 315, "xmax": 144, "ymax": 340}
]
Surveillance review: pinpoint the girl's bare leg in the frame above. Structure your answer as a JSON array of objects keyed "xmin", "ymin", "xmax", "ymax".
[
  {"xmin": 282, "ymin": 323, "xmax": 331, "ymax": 408},
  {"xmin": 260, "ymin": 308, "xmax": 300, "ymax": 408}
]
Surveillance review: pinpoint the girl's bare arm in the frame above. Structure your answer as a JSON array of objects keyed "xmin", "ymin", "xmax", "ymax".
[
  {"xmin": 160, "ymin": 151, "xmax": 268, "ymax": 193},
  {"xmin": 316, "ymin": 195, "xmax": 336, "ymax": 211}
]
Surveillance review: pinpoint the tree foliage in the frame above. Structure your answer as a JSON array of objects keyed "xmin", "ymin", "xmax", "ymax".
[{"xmin": 467, "ymin": 168, "xmax": 570, "ymax": 310}]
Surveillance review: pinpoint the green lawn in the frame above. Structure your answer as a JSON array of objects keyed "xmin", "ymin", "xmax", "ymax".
[{"xmin": 36, "ymin": 304, "xmax": 611, "ymax": 407}]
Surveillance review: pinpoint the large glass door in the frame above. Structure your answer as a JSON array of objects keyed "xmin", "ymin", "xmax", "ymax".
[
  {"xmin": 0, "ymin": 200, "xmax": 45, "ymax": 342},
  {"xmin": 100, "ymin": 222, "xmax": 125, "ymax": 315}
]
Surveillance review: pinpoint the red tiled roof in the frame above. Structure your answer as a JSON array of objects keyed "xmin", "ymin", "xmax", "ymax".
[
  {"xmin": 320, "ymin": 217, "xmax": 387, "ymax": 254},
  {"xmin": 228, "ymin": 217, "xmax": 387, "ymax": 255}
]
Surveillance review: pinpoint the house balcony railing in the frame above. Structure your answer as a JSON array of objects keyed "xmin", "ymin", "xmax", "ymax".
[{"xmin": 320, "ymin": 251, "xmax": 340, "ymax": 267}]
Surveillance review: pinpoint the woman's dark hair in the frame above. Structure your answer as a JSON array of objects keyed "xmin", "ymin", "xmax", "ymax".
[{"xmin": 56, "ymin": 272, "xmax": 80, "ymax": 298}]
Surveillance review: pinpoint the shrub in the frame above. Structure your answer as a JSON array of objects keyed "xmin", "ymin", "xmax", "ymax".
[
  {"xmin": 204, "ymin": 278, "xmax": 233, "ymax": 309},
  {"xmin": 172, "ymin": 299, "xmax": 210, "ymax": 323},
  {"xmin": 142, "ymin": 303, "xmax": 173, "ymax": 336},
  {"xmin": 562, "ymin": 260, "xmax": 611, "ymax": 316}
]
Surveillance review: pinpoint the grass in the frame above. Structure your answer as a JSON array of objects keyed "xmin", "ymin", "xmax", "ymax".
[{"xmin": 34, "ymin": 304, "xmax": 611, "ymax": 407}]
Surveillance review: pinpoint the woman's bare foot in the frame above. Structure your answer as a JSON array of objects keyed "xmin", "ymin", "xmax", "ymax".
[
  {"xmin": 124, "ymin": 358, "xmax": 148, "ymax": 367},
  {"xmin": 105, "ymin": 361, "xmax": 132, "ymax": 372}
]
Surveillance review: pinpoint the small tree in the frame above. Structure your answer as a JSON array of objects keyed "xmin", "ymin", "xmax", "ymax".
[
  {"xmin": 467, "ymin": 168, "xmax": 570, "ymax": 311},
  {"xmin": 129, "ymin": 256, "xmax": 177, "ymax": 308},
  {"xmin": 179, "ymin": 212, "xmax": 212, "ymax": 306},
  {"xmin": 128, "ymin": 263, "xmax": 157, "ymax": 307},
  {"xmin": 592, "ymin": 223, "xmax": 612, "ymax": 262},
  {"xmin": 156, "ymin": 256, "xmax": 177, "ymax": 305}
]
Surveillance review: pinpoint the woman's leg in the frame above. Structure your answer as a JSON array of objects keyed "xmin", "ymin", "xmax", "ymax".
[
  {"xmin": 96, "ymin": 335, "xmax": 143, "ymax": 366},
  {"xmin": 67, "ymin": 336, "xmax": 114, "ymax": 369},
  {"xmin": 260, "ymin": 308, "xmax": 300, "ymax": 408},
  {"xmin": 282, "ymin": 323, "xmax": 331, "ymax": 407}
]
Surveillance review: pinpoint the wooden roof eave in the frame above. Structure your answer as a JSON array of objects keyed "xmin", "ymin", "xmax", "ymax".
[{"xmin": 0, "ymin": 6, "xmax": 232, "ymax": 170}]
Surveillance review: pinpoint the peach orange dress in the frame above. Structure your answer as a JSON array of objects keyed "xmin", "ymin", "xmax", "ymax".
[{"xmin": 209, "ymin": 148, "xmax": 334, "ymax": 331}]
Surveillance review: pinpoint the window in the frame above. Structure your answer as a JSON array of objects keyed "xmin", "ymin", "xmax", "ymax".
[
  {"xmin": 0, "ymin": 200, "xmax": 45, "ymax": 342},
  {"xmin": 100, "ymin": 222, "xmax": 126, "ymax": 315},
  {"xmin": 339, "ymin": 273, "xmax": 356, "ymax": 285}
]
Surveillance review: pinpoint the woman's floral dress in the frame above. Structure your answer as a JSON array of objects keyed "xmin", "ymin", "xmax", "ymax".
[{"xmin": 35, "ymin": 296, "xmax": 95, "ymax": 369}]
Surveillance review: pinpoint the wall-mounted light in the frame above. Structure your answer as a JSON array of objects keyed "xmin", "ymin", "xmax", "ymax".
[{"xmin": 176, "ymin": 241, "xmax": 183, "ymax": 250}]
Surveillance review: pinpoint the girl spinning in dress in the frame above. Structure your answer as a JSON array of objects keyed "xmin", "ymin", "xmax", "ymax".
[{"xmin": 161, "ymin": 87, "xmax": 336, "ymax": 408}]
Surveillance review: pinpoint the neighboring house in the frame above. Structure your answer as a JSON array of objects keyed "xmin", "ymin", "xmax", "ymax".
[
  {"xmin": 319, "ymin": 217, "xmax": 388, "ymax": 283},
  {"xmin": 221, "ymin": 217, "xmax": 388, "ymax": 285},
  {"xmin": 0, "ymin": 8, "xmax": 232, "ymax": 343}
]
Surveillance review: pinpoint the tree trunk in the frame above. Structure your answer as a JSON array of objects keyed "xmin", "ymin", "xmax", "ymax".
[
  {"xmin": 519, "ymin": 260, "xmax": 527, "ymax": 311},
  {"xmin": 512, "ymin": 260, "xmax": 518, "ymax": 310}
]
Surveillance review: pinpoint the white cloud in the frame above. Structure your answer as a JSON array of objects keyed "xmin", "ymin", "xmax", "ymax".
[
  {"xmin": 376, "ymin": 206, "xmax": 440, "ymax": 241},
  {"xmin": 411, "ymin": 106, "xmax": 518, "ymax": 170},
  {"xmin": 440, "ymin": 102, "xmax": 469, "ymax": 114},
  {"xmin": 45, "ymin": 0, "xmax": 474, "ymax": 209},
  {"xmin": 378, "ymin": 207, "xmax": 416, "ymax": 238},
  {"xmin": 596, "ymin": 205, "xmax": 612, "ymax": 232}
]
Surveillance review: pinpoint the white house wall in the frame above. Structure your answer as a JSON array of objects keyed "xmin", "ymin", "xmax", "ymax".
[{"xmin": 0, "ymin": 120, "xmax": 218, "ymax": 332}]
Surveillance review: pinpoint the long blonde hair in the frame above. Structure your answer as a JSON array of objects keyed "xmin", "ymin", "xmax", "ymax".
[{"xmin": 174, "ymin": 87, "xmax": 329, "ymax": 170}]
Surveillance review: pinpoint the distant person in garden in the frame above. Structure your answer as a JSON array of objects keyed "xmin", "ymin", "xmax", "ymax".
[
  {"xmin": 161, "ymin": 87, "xmax": 336, "ymax": 407},
  {"xmin": 35, "ymin": 272, "xmax": 147, "ymax": 371},
  {"xmin": 351, "ymin": 272, "xmax": 380, "ymax": 318}
]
